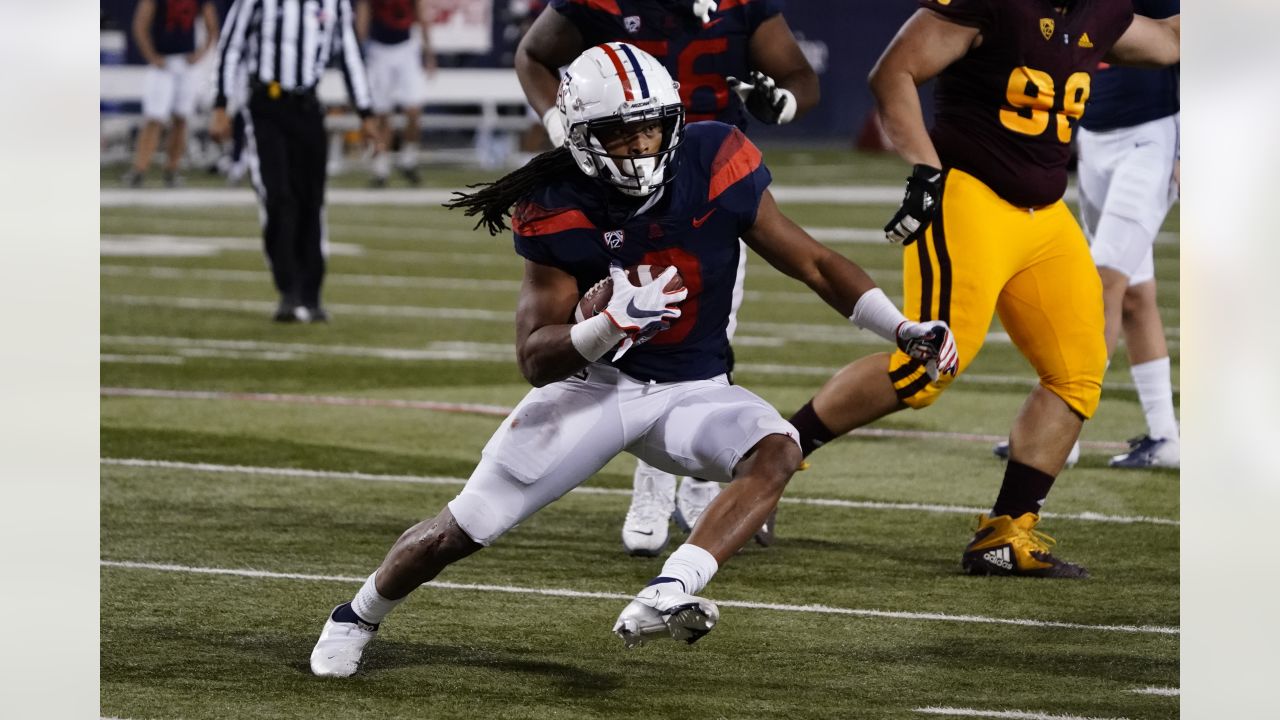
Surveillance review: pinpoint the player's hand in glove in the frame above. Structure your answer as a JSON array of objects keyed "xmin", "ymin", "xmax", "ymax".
[
  {"xmin": 603, "ymin": 265, "xmax": 688, "ymax": 360},
  {"xmin": 884, "ymin": 164, "xmax": 942, "ymax": 245},
  {"xmin": 726, "ymin": 70, "xmax": 798, "ymax": 125},
  {"xmin": 689, "ymin": 0, "xmax": 717, "ymax": 24},
  {"xmin": 896, "ymin": 319, "xmax": 958, "ymax": 381}
]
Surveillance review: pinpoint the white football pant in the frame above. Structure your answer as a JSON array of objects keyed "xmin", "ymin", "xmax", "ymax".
[{"xmin": 449, "ymin": 363, "xmax": 798, "ymax": 546}]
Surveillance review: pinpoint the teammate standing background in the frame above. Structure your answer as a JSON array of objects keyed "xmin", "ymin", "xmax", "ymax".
[
  {"xmin": 784, "ymin": 0, "xmax": 1179, "ymax": 578},
  {"xmin": 514, "ymin": 0, "xmax": 819, "ymax": 556},
  {"xmin": 308, "ymin": 44, "xmax": 952, "ymax": 676},
  {"xmin": 1076, "ymin": 0, "xmax": 1180, "ymax": 469},
  {"xmin": 210, "ymin": 0, "xmax": 377, "ymax": 323},
  {"xmin": 123, "ymin": 0, "xmax": 220, "ymax": 188},
  {"xmin": 356, "ymin": 0, "xmax": 437, "ymax": 187}
]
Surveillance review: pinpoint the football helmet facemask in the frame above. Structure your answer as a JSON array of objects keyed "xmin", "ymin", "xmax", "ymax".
[{"xmin": 554, "ymin": 43, "xmax": 685, "ymax": 197}]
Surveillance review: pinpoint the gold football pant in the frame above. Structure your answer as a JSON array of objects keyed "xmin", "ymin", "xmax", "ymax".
[{"xmin": 888, "ymin": 168, "xmax": 1106, "ymax": 418}]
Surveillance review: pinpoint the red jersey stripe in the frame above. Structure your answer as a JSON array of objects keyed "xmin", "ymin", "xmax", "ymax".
[
  {"xmin": 708, "ymin": 128, "xmax": 763, "ymax": 202},
  {"xmin": 513, "ymin": 203, "xmax": 597, "ymax": 237},
  {"xmin": 571, "ymin": 0, "xmax": 622, "ymax": 15},
  {"xmin": 596, "ymin": 43, "xmax": 634, "ymax": 101}
]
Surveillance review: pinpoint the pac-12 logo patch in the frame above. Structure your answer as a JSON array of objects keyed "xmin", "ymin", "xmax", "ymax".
[
  {"xmin": 1039, "ymin": 18, "xmax": 1055, "ymax": 41},
  {"xmin": 624, "ymin": 16, "xmax": 641, "ymax": 33},
  {"xmin": 603, "ymin": 230, "xmax": 625, "ymax": 249}
]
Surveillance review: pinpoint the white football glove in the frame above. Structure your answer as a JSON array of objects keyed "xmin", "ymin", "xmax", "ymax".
[
  {"xmin": 602, "ymin": 265, "xmax": 687, "ymax": 360},
  {"xmin": 895, "ymin": 320, "xmax": 958, "ymax": 381},
  {"xmin": 690, "ymin": 0, "xmax": 717, "ymax": 24},
  {"xmin": 542, "ymin": 106, "xmax": 567, "ymax": 149},
  {"xmin": 726, "ymin": 70, "xmax": 797, "ymax": 125}
]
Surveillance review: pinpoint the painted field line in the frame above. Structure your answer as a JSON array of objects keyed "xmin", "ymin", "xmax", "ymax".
[
  {"xmin": 1127, "ymin": 687, "xmax": 1178, "ymax": 696},
  {"xmin": 98, "ymin": 386, "xmax": 1136, "ymax": 452},
  {"xmin": 100, "ymin": 458, "xmax": 1179, "ymax": 527},
  {"xmin": 914, "ymin": 708, "xmax": 1129, "ymax": 720},
  {"xmin": 99, "ymin": 559, "xmax": 1177, "ymax": 636}
]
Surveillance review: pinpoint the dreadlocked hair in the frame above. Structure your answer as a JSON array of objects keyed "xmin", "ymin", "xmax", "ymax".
[{"xmin": 443, "ymin": 147, "xmax": 580, "ymax": 235}]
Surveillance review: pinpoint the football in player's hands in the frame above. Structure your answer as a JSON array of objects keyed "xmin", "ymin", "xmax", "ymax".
[{"xmin": 574, "ymin": 265, "xmax": 685, "ymax": 323}]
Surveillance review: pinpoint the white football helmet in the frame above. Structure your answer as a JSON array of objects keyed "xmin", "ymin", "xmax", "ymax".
[{"xmin": 554, "ymin": 42, "xmax": 685, "ymax": 197}]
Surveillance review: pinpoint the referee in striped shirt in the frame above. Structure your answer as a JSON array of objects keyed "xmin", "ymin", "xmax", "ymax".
[{"xmin": 210, "ymin": 0, "xmax": 377, "ymax": 323}]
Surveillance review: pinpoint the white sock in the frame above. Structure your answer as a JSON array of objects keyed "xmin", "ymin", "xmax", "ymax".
[
  {"xmin": 1130, "ymin": 357, "xmax": 1179, "ymax": 441},
  {"xmin": 656, "ymin": 544, "xmax": 718, "ymax": 595},
  {"xmin": 398, "ymin": 142, "xmax": 419, "ymax": 168},
  {"xmin": 351, "ymin": 571, "xmax": 405, "ymax": 624}
]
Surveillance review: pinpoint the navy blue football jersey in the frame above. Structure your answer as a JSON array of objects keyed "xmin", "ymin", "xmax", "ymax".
[
  {"xmin": 550, "ymin": 0, "xmax": 784, "ymax": 128},
  {"xmin": 513, "ymin": 122, "xmax": 771, "ymax": 382}
]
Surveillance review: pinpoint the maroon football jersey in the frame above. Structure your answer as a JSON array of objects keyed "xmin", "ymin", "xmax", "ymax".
[{"xmin": 920, "ymin": 0, "xmax": 1135, "ymax": 207}]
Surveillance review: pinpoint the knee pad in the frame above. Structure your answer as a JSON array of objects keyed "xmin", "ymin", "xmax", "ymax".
[
  {"xmin": 888, "ymin": 353, "xmax": 954, "ymax": 409},
  {"xmin": 1039, "ymin": 345, "xmax": 1106, "ymax": 419},
  {"xmin": 447, "ymin": 460, "xmax": 527, "ymax": 547}
]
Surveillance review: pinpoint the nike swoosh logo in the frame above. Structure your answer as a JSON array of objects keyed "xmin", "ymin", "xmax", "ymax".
[
  {"xmin": 704, "ymin": 18, "xmax": 723, "ymax": 29},
  {"xmin": 628, "ymin": 530, "xmax": 655, "ymax": 536},
  {"xmin": 692, "ymin": 208, "xmax": 717, "ymax": 228},
  {"xmin": 627, "ymin": 298, "xmax": 668, "ymax": 318}
]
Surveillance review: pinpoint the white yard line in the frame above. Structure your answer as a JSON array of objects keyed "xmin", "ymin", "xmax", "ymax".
[
  {"xmin": 99, "ymin": 458, "xmax": 1179, "ymax": 526},
  {"xmin": 99, "ymin": 559, "xmax": 1177, "ymax": 636},
  {"xmin": 1127, "ymin": 687, "xmax": 1179, "ymax": 696},
  {"xmin": 914, "ymin": 708, "xmax": 1130, "ymax": 720}
]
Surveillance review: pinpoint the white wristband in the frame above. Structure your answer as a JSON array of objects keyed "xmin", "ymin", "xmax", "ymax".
[
  {"xmin": 849, "ymin": 287, "xmax": 909, "ymax": 344},
  {"xmin": 542, "ymin": 106, "xmax": 567, "ymax": 148},
  {"xmin": 569, "ymin": 313, "xmax": 627, "ymax": 362}
]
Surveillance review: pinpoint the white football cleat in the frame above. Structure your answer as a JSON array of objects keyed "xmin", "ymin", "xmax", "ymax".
[
  {"xmin": 673, "ymin": 477, "xmax": 721, "ymax": 532},
  {"xmin": 622, "ymin": 466, "xmax": 677, "ymax": 556},
  {"xmin": 310, "ymin": 603, "xmax": 378, "ymax": 677},
  {"xmin": 612, "ymin": 582, "xmax": 719, "ymax": 648}
]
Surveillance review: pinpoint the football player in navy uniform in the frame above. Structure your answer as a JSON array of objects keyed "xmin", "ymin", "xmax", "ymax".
[
  {"xmin": 515, "ymin": 0, "xmax": 819, "ymax": 555},
  {"xmin": 123, "ymin": 0, "xmax": 221, "ymax": 187},
  {"xmin": 309, "ymin": 44, "xmax": 955, "ymax": 676},
  {"xmin": 356, "ymin": 0, "xmax": 437, "ymax": 186},
  {"xmin": 785, "ymin": 0, "xmax": 1179, "ymax": 577},
  {"xmin": 1076, "ymin": 0, "xmax": 1180, "ymax": 469}
]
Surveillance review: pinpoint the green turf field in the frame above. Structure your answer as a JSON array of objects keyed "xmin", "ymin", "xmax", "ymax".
[{"xmin": 101, "ymin": 151, "xmax": 1179, "ymax": 719}]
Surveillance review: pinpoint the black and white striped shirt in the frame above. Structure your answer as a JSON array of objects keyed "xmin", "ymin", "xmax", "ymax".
[{"xmin": 214, "ymin": 0, "xmax": 372, "ymax": 115}]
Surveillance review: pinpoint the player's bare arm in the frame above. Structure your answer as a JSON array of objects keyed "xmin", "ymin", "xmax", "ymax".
[
  {"xmin": 745, "ymin": 191, "xmax": 958, "ymax": 376},
  {"xmin": 417, "ymin": 0, "xmax": 437, "ymax": 75},
  {"xmin": 746, "ymin": 15, "xmax": 820, "ymax": 120},
  {"xmin": 513, "ymin": 260, "xmax": 591, "ymax": 387},
  {"xmin": 869, "ymin": 10, "xmax": 979, "ymax": 168},
  {"xmin": 355, "ymin": 0, "xmax": 371, "ymax": 43},
  {"xmin": 515, "ymin": 10, "xmax": 587, "ymax": 117},
  {"xmin": 131, "ymin": 0, "xmax": 164, "ymax": 68},
  {"xmin": 1106, "ymin": 14, "xmax": 1180, "ymax": 68},
  {"xmin": 189, "ymin": 2, "xmax": 220, "ymax": 64}
]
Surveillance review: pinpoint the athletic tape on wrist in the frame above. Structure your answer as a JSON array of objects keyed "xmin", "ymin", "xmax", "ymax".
[
  {"xmin": 849, "ymin": 287, "xmax": 909, "ymax": 344},
  {"xmin": 570, "ymin": 313, "xmax": 626, "ymax": 362}
]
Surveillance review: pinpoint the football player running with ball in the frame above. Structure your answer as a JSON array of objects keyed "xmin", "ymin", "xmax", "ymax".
[
  {"xmin": 516, "ymin": 0, "xmax": 820, "ymax": 554},
  {"xmin": 309, "ymin": 43, "xmax": 956, "ymax": 676},
  {"xmin": 785, "ymin": 0, "xmax": 1179, "ymax": 578}
]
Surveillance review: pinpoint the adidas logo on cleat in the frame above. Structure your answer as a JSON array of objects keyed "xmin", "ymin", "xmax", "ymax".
[{"xmin": 982, "ymin": 546, "xmax": 1014, "ymax": 570}]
